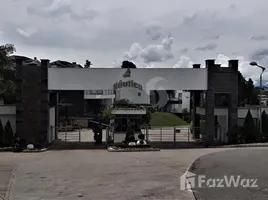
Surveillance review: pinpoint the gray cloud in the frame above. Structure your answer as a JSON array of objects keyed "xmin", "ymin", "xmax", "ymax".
[
  {"xmin": 196, "ymin": 43, "xmax": 217, "ymax": 51},
  {"xmin": 144, "ymin": 21, "xmax": 163, "ymax": 40},
  {"xmin": 251, "ymin": 49, "xmax": 268, "ymax": 61},
  {"xmin": 27, "ymin": 0, "xmax": 99, "ymax": 21},
  {"xmin": 251, "ymin": 35, "xmax": 268, "ymax": 41},
  {"xmin": 180, "ymin": 48, "xmax": 188, "ymax": 53},
  {"xmin": 229, "ymin": 4, "xmax": 236, "ymax": 10},
  {"xmin": 204, "ymin": 35, "xmax": 220, "ymax": 40},
  {"xmin": 182, "ymin": 13, "xmax": 198, "ymax": 25}
]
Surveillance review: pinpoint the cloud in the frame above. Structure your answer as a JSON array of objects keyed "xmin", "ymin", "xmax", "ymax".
[
  {"xmin": 251, "ymin": 49, "xmax": 268, "ymax": 61},
  {"xmin": 27, "ymin": 0, "xmax": 99, "ymax": 21},
  {"xmin": 182, "ymin": 13, "xmax": 198, "ymax": 25},
  {"xmin": 124, "ymin": 43, "xmax": 143, "ymax": 60},
  {"xmin": 204, "ymin": 35, "xmax": 220, "ymax": 40},
  {"xmin": 196, "ymin": 43, "xmax": 217, "ymax": 51},
  {"xmin": 171, "ymin": 53, "xmax": 266, "ymax": 84},
  {"xmin": 124, "ymin": 35, "xmax": 174, "ymax": 63},
  {"xmin": 144, "ymin": 21, "xmax": 163, "ymax": 40},
  {"xmin": 229, "ymin": 4, "xmax": 236, "ymax": 10},
  {"xmin": 250, "ymin": 35, "xmax": 268, "ymax": 41},
  {"xmin": 180, "ymin": 48, "xmax": 188, "ymax": 53},
  {"xmin": 173, "ymin": 55, "xmax": 194, "ymax": 68}
]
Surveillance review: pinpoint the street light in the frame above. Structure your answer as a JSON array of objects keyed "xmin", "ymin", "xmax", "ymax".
[{"xmin": 250, "ymin": 61, "xmax": 266, "ymax": 134}]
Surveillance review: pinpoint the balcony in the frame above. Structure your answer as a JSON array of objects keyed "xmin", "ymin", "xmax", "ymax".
[
  {"xmin": 84, "ymin": 89, "xmax": 115, "ymax": 99},
  {"xmin": 167, "ymin": 97, "xmax": 182, "ymax": 104}
]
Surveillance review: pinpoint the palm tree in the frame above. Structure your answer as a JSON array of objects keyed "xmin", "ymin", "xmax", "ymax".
[{"xmin": 0, "ymin": 44, "xmax": 16, "ymax": 104}]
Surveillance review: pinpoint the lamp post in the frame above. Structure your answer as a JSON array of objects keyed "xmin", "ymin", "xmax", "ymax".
[{"xmin": 250, "ymin": 61, "xmax": 266, "ymax": 134}]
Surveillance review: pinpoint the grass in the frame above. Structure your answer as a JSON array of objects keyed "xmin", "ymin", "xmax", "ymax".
[{"xmin": 150, "ymin": 112, "xmax": 189, "ymax": 127}]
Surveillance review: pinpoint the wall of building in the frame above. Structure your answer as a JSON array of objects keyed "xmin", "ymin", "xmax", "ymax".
[
  {"xmin": 182, "ymin": 91, "xmax": 191, "ymax": 112},
  {"xmin": 48, "ymin": 68, "xmax": 208, "ymax": 91},
  {"xmin": 16, "ymin": 59, "xmax": 49, "ymax": 145},
  {"xmin": 115, "ymin": 77, "xmax": 150, "ymax": 104}
]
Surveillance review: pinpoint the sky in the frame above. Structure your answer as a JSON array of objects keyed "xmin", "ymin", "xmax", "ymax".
[{"xmin": 1, "ymin": 0, "xmax": 268, "ymax": 84}]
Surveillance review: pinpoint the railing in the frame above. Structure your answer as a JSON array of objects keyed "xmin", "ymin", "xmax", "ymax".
[
  {"xmin": 141, "ymin": 125, "xmax": 196, "ymax": 143},
  {"xmin": 56, "ymin": 125, "xmax": 110, "ymax": 143}
]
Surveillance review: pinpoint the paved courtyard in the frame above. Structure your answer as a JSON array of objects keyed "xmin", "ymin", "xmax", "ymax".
[{"xmin": 1, "ymin": 148, "xmax": 231, "ymax": 200}]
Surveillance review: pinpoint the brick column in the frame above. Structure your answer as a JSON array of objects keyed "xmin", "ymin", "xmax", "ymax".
[
  {"xmin": 228, "ymin": 60, "xmax": 238, "ymax": 139},
  {"xmin": 192, "ymin": 64, "xmax": 201, "ymax": 139},
  {"xmin": 204, "ymin": 60, "xmax": 216, "ymax": 146}
]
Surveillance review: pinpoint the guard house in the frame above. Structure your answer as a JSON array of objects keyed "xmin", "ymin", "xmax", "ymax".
[{"xmin": 15, "ymin": 57, "xmax": 238, "ymax": 146}]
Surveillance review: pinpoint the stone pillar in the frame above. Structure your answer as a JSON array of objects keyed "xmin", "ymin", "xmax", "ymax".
[
  {"xmin": 192, "ymin": 64, "xmax": 201, "ymax": 139},
  {"xmin": 204, "ymin": 60, "xmax": 216, "ymax": 146},
  {"xmin": 228, "ymin": 60, "xmax": 238, "ymax": 139},
  {"xmin": 15, "ymin": 58, "xmax": 24, "ymax": 140},
  {"xmin": 40, "ymin": 59, "xmax": 50, "ymax": 145}
]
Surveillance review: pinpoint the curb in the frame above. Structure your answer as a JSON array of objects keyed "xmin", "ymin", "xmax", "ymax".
[
  {"xmin": 0, "ymin": 147, "xmax": 12, "ymax": 152},
  {"xmin": 107, "ymin": 147, "xmax": 161, "ymax": 152},
  {"xmin": 221, "ymin": 143, "xmax": 268, "ymax": 148},
  {"xmin": 182, "ymin": 149, "xmax": 232, "ymax": 200},
  {"xmin": 4, "ymin": 164, "xmax": 19, "ymax": 200}
]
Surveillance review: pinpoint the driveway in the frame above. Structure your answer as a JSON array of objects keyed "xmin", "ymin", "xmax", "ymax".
[
  {"xmin": 190, "ymin": 147, "xmax": 268, "ymax": 200},
  {"xmin": 3, "ymin": 149, "xmax": 230, "ymax": 200}
]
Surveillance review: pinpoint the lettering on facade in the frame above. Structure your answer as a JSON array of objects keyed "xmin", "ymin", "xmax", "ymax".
[{"xmin": 114, "ymin": 80, "xmax": 142, "ymax": 90}]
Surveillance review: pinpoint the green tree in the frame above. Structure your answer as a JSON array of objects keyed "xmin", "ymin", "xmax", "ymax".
[
  {"xmin": 0, "ymin": 119, "xmax": 3, "ymax": 146},
  {"xmin": 0, "ymin": 44, "xmax": 16, "ymax": 104},
  {"xmin": 4, "ymin": 120, "xmax": 13, "ymax": 146},
  {"xmin": 238, "ymin": 73, "xmax": 259, "ymax": 106},
  {"xmin": 243, "ymin": 110, "xmax": 258, "ymax": 143},
  {"xmin": 261, "ymin": 111, "xmax": 268, "ymax": 142},
  {"xmin": 142, "ymin": 111, "xmax": 152, "ymax": 124},
  {"xmin": 247, "ymin": 78, "xmax": 259, "ymax": 105}
]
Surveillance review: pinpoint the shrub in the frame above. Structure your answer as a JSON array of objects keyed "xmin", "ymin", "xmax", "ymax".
[
  {"xmin": 242, "ymin": 110, "xmax": 258, "ymax": 143},
  {"xmin": 227, "ymin": 126, "xmax": 244, "ymax": 144},
  {"xmin": 125, "ymin": 126, "xmax": 134, "ymax": 143},
  {"xmin": 138, "ymin": 133, "xmax": 145, "ymax": 140},
  {"xmin": 4, "ymin": 120, "xmax": 13, "ymax": 146},
  {"xmin": 261, "ymin": 111, "xmax": 268, "ymax": 142}
]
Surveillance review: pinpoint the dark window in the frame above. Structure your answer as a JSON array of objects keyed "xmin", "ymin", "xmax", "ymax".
[{"xmin": 138, "ymin": 92, "xmax": 141, "ymax": 96}]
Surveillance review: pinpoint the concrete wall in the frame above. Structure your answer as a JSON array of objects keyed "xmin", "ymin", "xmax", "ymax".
[
  {"xmin": 182, "ymin": 92, "xmax": 191, "ymax": 112},
  {"xmin": 115, "ymin": 86, "xmax": 150, "ymax": 104},
  {"xmin": 0, "ymin": 105, "xmax": 16, "ymax": 133},
  {"xmin": 48, "ymin": 68, "xmax": 208, "ymax": 91}
]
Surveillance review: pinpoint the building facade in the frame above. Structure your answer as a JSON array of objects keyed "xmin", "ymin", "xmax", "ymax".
[{"xmin": 14, "ymin": 57, "xmax": 240, "ymax": 146}]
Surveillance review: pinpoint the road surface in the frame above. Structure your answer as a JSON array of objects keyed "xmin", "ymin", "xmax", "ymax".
[
  {"xmin": 190, "ymin": 147, "xmax": 268, "ymax": 200},
  {"xmin": 1, "ymin": 148, "xmax": 230, "ymax": 200}
]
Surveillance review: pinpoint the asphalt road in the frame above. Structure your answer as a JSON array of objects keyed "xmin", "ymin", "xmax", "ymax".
[
  {"xmin": 3, "ymin": 148, "xmax": 229, "ymax": 200},
  {"xmin": 190, "ymin": 148, "xmax": 268, "ymax": 200}
]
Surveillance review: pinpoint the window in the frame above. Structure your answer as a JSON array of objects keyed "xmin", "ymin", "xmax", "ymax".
[{"xmin": 138, "ymin": 92, "xmax": 141, "ymax": 96}]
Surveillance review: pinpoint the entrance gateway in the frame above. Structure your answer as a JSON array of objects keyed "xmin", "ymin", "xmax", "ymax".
[{"xmin": 15, "ymin": 58, "xmax": 238, "ymax": 146}]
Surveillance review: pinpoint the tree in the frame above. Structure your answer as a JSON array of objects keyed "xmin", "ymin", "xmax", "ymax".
[
  {"xmin": 0, "ymin": 44, "xmax": 16, "ymax": 104},
  {"xmin": 4, "ymin": 120, "xmax": 13, "ymax": 146},
  {"xmin": 238, "ymin": 72, "xmax": 259, "ymax": 106},
  {"xmin": 261, "ymin": 111, "xmax": 268, "ymax": 141},
  {"xmin": 243, "ymin": 110, "xmax": 258, "ymax": 143},
  {"xmin": 0, "ymin": 119, "xmax": 3, "ymax": 146},
  {"xmin": 121, "ymin": 61, "xmax": 137, "ymax": 68},
  {"xmin": 142, "ymin": 111, "xmax": 152, "ymax": 124}
]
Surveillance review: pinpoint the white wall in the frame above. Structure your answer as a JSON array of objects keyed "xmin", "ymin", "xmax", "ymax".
[
  {"xmin": 48, "ymin": 68, "xmax": 208, "ymax": 91},
  {"xmin": 115, "ymin": 88, "xmax": 150, "ymax": 104},
  {"xmin": 0, "ymin": 105, "xmax": 16, "ymax": 133},
  {"xmin": 182, "ymin": 91, "xmax": 191, "ymax": 112}
]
